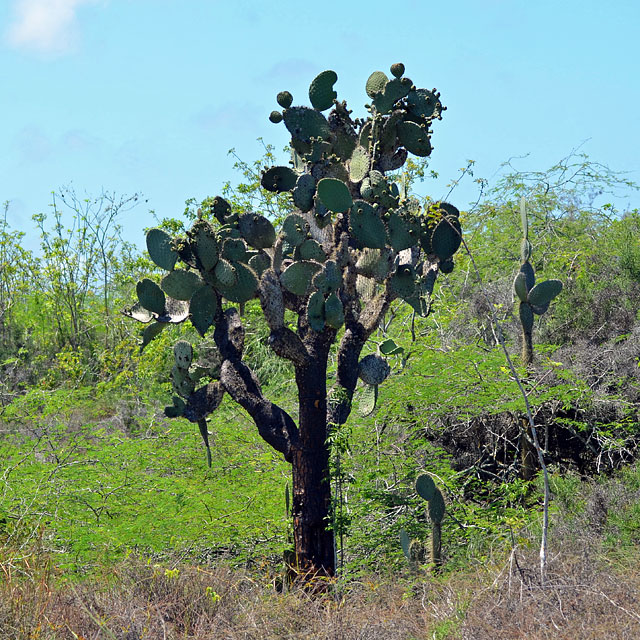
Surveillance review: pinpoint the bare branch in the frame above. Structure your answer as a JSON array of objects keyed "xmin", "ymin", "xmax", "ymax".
[{"xmin": 220, "ymin": 359, "xmax": 299, "ymax": 461}]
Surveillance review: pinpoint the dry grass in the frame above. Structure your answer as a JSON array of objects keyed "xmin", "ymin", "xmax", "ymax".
[
  {"xmin": 2, "ymin": 537, "xmax": 640, "ymax": 639},
  {"xmin": 0, "ymin": 551, "xmax": 446, "ymax": 639},
  {"xmin": 461, "ymin": 543, "xmax": 640, "ymax": 639}
]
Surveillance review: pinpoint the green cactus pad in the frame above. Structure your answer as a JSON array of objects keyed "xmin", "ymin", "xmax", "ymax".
[
  {"xmin": 390, "ymin": 265, "xmax": 416, "ymax": 299},
  {"xmin": 520, "ymin": 196, "xmax": 529, "ymax": 239},
  {"xmin": 280, "ymin": 260, "xmax": 322, "ymax": 296},
  {"xmin": 397, "ymin": 120, "xmax": 432, "ymax": 157},
  {"xmin": 528, "ymin": 279, "xmax": 563, "ymax": 306},
  {"xmin": 189, "ymin": 285, "xmax": 218, "ymax": 337},
  {"xmin": 359, "ymin": 121, "xmax": 372, "ymax": 149},
  {"xmin": 349, "ymin": 200, "xmax": 387, "ymax": 249},
  {"xmin": 520, "ymin": 262, "xmax": 535, "ymax": 291},
  {"xmin": 405, "ymin": 295, "xmax": 430, "ymax": 317},
  {"xmin": 349, "ymin": 146, "xmax": 370, "ymax": 184},
  {"xmin": 358, "ymin": 354, "xmax": 391, "ymax": 385},
  {"xmin": 314, "ymin": 207, "xmax": 333, "ymax": 229},
  {"xmin": 261, "ymin": 166, "xmax": 298, "ymax": 193},
  {"xmin": 514, "ymin": 271, "xmax": 529, "ymax": 303},
  {"xmin": 358, "ymin": 382, "xmax": 378, "ymax": 416},
  {"xmin": 380, "ymin": 338, "xmax": 403, "ymax": 356},
  {"xmin": 315, "ymin": 263, "xmax": 342, "ymax": 292},
  {"xmin": 291, "ymin": 138, "xmax": 312, "ymax": 159},
  {"xmin": 531, "ymin": 301, "xmax": 550, "ymax": 315},
  {"xmin": 146, "ymin": 228, "xmax": 178, "ymax": 271},
  {"xmin": 161, "ymin": 269, "xmax": 203, "ymax": 301},
  {"xmin": 399, "ymin": 528, "xmax": 411, "ymax": 560},
  {"xmin": 324, "ymin": 292, "xmax": 344, "ymax": 329},
  {"xmin": 313, "ymin": 260, "xmax": 342, "ymax": 294},
  {"xmin": 191, "ymin": 224, "xmax": 219, "ymax": 271},
  {"xmin": 519, "ymin": 301, "xmax": 534, "ymax": 333},
  {"xmin": 216, "ymin": 225, "xmax": 242, "ymax": 242},
  {"xmin": 297, "ymin": 239, "xmax": 326, "ymax": 262},
  {"xmin": 372, "ymin": 77, "xmax": 412, "ymax": 115},
  {"xmin": 521, "ymin": 238, "xmax": 532, "ymax": 262},
  {"xmin": 217, "ymin": 262, "xmax": 259, "ymax": 304},
  {"xmin": 164, "ymin": 396, "xmax": 185, "ymax": 419},
  {"xmin": 269, "ymin": 110, "xmax": 283, "ymax": 123},
  {"xmin": 306, "ymin": 290, "xmax": 325, "ymax": 331},
  {"xmin": 292, "ymin": 173, "xmax": 316, "ymax": 212},
  {"xmin": 211, "ymin": 196, "xmax": 237, "ymax": 225},
  {"xmin": 277, "ymin": 91, "xmax": 293, "ymax": 109},
  {"xmin": 309, "ymin": 70, "xmax": 338, "ymax": 111},
  {"xmin": 140, "ymin": 321, "xmax": 165, "ymax": 351},
  {"xmin": 283, "ymin": 106, "xmax": 331, "ymax": 143},
  {"xmin": 439, "ymin": 257, "xmax": 455, "ymax": 274},
  {"xmin": 281, "ymin": 213, "xmax": 309, "ymax": 246},
  {"xmin": 316, "ymin": 177, "xmax": 353, "ymax": 213},
  {"xmin": 387, "ymin": 212, "xmax": 415, "ymax": 251},
  {"xmin": 406, "ymin": 88, "xmax": 443, "ymax": 120},
  {"xmin": 390, "ymin": 62, "xmax": 405, "ymax": 79},
  {"xmin": 173, "ymin": 340, "xmax": 193, "ymax": 368},
  {"xmin": 238, "ymin": 213, "xmax": 276, "ymax": 249},
  {"xmin": 125, "ymin": 302, "xmax": 153, "ymax": 323},
  {"xmin": 332, "ymin": 129, "xmax": 357, "ymax": 161},
  {"xmin": 248, "ymin": 251, "xmax": 271, "ymax": 277},
  {"xmin": 428, "ymin": 489, "xmax": 446, "ymax": 524},
  {"xmin": 365, "ymin": 71, "xmax": 388, "ymax": 98},
  {"xmin": 416, "ymin": 473, "xmax": 437, "ymax": 501},
  {"xmin": 221, "ymin": 238, "xmax": 249, "ymax": 262},
  {"xmin": 171, "ymin": 365, "xmax": 195, "ymax": 398},
  {"xmin": 213, "ymin": 258, "xmax": 237, "ymax": 288},
  {"xmin": 431, "ymin": 216, "xmax": 462, "ymax": 260},
  {"xmin": 379, "ymin": 110, "xmax": 403, "ymax": 151},
  {"xmin": 137, "ymin": 278, "xmax": 166, "ymax": 316}
]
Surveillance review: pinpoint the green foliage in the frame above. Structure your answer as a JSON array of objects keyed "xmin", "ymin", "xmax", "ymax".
[{"xmin": 0, "ymin": 387, "xmax": 289, "ymax": 570}]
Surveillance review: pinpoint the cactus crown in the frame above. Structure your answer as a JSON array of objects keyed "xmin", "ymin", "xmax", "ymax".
[{"xmin": 125, "ymin": 63, "xmax": 464, "ymax": 458}]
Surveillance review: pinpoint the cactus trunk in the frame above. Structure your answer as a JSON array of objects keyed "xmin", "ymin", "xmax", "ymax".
[
  {"xmin": 290, "ymin": 341, "xmax": 335, "ymax": 578},
  {"xmin": 522, "ymin": 326, "xmax": 533, "ymax": 367},
  {"xmin": 431, "ymin": 521, "xmax": 442, "ymax": 568}
]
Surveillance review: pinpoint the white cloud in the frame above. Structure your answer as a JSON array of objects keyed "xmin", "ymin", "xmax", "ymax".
[{"xmin": 6, "ymin": 0, "xmax": 99, "ymax": 55}]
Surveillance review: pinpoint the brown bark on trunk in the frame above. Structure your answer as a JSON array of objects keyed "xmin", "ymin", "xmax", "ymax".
[{"xmin": 290, "ymin": 332, "xmax": 335, "ymax": 578}]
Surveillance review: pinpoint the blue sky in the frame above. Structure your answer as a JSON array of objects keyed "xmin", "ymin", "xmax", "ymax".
[{"xmin": 1, "ymin": 0, "xmax": 639, "ymax": 249}]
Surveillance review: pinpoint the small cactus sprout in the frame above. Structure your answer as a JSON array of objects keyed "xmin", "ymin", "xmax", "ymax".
[
  {"xmin": 125, "ymin": 64, "xmax": 462, "ymax": 577},
  {"xmin": 416, "ymin": 473, "xmax": 445, "ymax": 569}
]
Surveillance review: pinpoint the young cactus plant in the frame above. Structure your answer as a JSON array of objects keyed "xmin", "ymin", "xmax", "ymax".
[
  {"xmin": 415, "ymin": 473, "xmax": 445, "ymax": 569},
  {"xmin": 514, "ymin": 197, "xmax": 563, "ymax": 479},
  {"xmin": 399, "ymin": 528, "xmax": 426, "ymax": 571},
  {"xmin": 514, "ymin": 197, "xmax": 563, "ymax": 366}
]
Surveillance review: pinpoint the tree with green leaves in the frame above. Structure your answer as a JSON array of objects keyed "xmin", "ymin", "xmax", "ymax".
[
  {"xmin": 125, "ymin": 63, "xmax": 463, "ymax": 577},
  {"xmin": 33, "ymin": 187, "xmax": 140, "ymax": 351}
]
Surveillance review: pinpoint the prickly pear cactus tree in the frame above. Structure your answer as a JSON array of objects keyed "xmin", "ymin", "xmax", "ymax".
[{"xmin": 125, "ymin": 63, "xmax": 462, "ymax": 577}]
